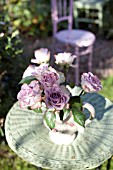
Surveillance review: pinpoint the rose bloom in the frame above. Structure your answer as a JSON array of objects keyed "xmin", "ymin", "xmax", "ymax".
[
  {"xmin": 32, "ymin": 63, "xmax": 49, "ymax": 80},
  {"xmin": 31, "ymin": 48, "xmax": 50, "ymax": 64},
  {"xmin": 23, "ymin": 63, "xmax": 49, "ymax": 79},
  {"xmin": 45, "ymin": 85, "xmax": 70, "ymax": 110},
  {"xmin": 54, "ymin": 52, "xmax": 76, "ymax": 65},
  {"xmin": 40, "ymin": 69, "xmax": 59, "ymax": 88},
  {"xmin": 17, "ymin": 80, "xmax": 42, "ymax": 108},
  {"xmin": 81, "ymin": 72, "xmax": 102, "ymax": 92}
]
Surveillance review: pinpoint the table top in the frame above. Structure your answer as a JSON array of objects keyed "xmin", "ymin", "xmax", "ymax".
[{"xmin": 5, "ymin": 93, "xmax": 113, "ymax": 170}]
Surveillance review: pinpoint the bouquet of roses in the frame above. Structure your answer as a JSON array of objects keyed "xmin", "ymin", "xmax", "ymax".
[{"xmin": 17, "ymin": 48, "xmax": 102, "ymax": 130}]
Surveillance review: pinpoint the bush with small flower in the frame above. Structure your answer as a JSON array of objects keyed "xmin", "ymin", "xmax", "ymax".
[{"xmin": 17, "ymin": 48, "xmax": 102, "ymax": 131}]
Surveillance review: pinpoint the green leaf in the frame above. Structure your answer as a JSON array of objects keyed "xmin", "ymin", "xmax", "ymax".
[
  {"xmin": 33, "ymin": 108, "xmax": 43, "ymax": 113},
  {"xmin": 0, "ymin": 128, "xmax": 4, "ymax": 137},
  {"xmin": 69, "ymin": 96, "xmax": 83, "ymax": 110},
  {"xmin": 19, "ymin": 76, "xmax": 36, "ymax": 84},
  {"xmin": 44, "ymin": 111, "xmax": 56, "ymax": 129},
  {"xmin": 63, "ymin": 108, "xmax": 70, "ymax": 119},
  {"xmin": 11, "ymin": 30, "xmax": 19, "ymax": 38},
  {"xmin": 63, "ymin": 108, "xmax": 72, "ymax": 123},
  {"xmin": 72, "ymin": 107, "xmax": 86, "ymax": 127}
]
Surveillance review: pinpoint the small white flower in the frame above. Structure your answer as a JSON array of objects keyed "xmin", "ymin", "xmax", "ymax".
[
  {"xmin": 31, "ymin": 48, "xmax": 50, "ymax": 64},
  {"xmin": 54, "ymin": 52, "xmax": 76, "ymax": 65},
  {"xmin": 0, "ymin": 32, "xmax": 4, "ymax": 37}
]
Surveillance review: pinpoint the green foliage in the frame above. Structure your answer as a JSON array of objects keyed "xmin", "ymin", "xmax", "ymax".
[
  {"xmin": 19, "ymin": 76, "xmax": 36, "ymax": 84},
  {"xmin": 0, "ymin": 144, "xmax": 37, "ymax": 170},
  {"xmin": 67, "ymin": 95, "xmax": 86, "ymax": 127},
  {"xmin": 72, "ymin": 107, "xmax": 86, "ymax": 127},
  {"xmin": 44, "ymin": 110, "xmax": 56, "ymax": 129},
  {"xmin": 0, "ymin": 128, "xmax": 4, "ymax": 137},
  {"xmin": 4, "ymin": 0, "xmax": 52, "ymax": 37},
  {"xmin": 69, "ymin": 96, "xmax": 83, "ymax": 109},
  {"xmin": 0, "ymin": 9, "xmax": 24, "ymax": 117},
  {"xmin": 33, "ymin": 108, "xmax": 43, "ymax": 113},
  {"xmin": 103, "ymin": 0, "xmax": 113, "ymax": 38},
  {"xmin": 99, "ymin": 76, "xmax": 113, "ymax": 101}
]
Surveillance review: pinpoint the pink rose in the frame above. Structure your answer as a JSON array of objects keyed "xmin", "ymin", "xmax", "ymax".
[
  {"xmin": 33, "ymin": 63, "xmax": 49, "ymax": 80},
  {"xmin": 22, "ymin": 64, "xmax": 49, "ymax": 80},
  {"xmin": 17, "ymin": 80, "xmax": 42, "ymax": 108}
]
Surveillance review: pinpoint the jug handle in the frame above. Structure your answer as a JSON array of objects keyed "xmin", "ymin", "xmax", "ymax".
[{"xmin": 82, "ymin": 102, "xmax": 95, "ymax": 126}]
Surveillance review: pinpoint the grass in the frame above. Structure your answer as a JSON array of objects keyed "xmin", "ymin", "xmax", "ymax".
[
  {"xmin": 0, "ymin": 76, "xmax": 113, "ymax": 170},
  {"xmin": 99, "ymin": 76, "xmax": 113, "ymax": 101},
  {"xmin": 0, "ymin": 142, "xmax": 37, "ymax": 170}
]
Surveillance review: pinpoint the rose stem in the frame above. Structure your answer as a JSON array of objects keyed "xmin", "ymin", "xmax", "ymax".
[
  {"xmin": 64, "ymin": 65, "xmax": 69, "ymax": 81},
  {"xmin": 79, "ymin": 89, "xmax": 84, "ymax": 96}
]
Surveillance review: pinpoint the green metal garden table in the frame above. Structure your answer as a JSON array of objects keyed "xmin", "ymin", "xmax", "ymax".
[{"xmin": 5, "ymin": 93, "xmax": 113, "ymax": 170}]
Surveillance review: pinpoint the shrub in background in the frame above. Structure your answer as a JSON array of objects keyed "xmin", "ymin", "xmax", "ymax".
[
  {"xmin": 103, "ymin": 0, "xmax": 113, "ymax": 38},
  {"xmin": 0, "ymin": 0, "xmax": 52, "ymax": 120},
  {"xmin": 0, "ymin": 8, "xmax": 23, "ymax": 118},
  {"xmin": 4, "ymin": 0, "xmax": 52, "ymax": 37}
]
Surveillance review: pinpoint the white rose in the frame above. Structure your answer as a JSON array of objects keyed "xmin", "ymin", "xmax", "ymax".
[
  {"xmin": 31, "ymin": 48, "xmax": 50, "ymax": 64},
  {"xmin": 54, "ymin": 52, "xmax": 76, "ymax": 65}
]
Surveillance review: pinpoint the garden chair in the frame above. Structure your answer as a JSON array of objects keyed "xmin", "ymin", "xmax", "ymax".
[
  {"xmin": 73, "ymin": 0, "xmax": 109, "ymax": 34},
  {"xmin": 51, "ymin": 0, "xmax": 96, "ymax": 85}
]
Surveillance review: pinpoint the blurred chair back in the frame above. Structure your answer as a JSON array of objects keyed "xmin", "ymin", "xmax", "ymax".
[
  {"xmin": 51, "ymin": 0, "xmax": 96, "ymax": 85},
  {"xmin": 51, "ymin": 0, "xmax": 73, "ymax": 36}
]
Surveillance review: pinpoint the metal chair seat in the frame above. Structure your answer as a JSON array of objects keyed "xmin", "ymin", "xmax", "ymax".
[{"xmin": 55, "ymin": 29, "xmax": 95, "ymax": 47}]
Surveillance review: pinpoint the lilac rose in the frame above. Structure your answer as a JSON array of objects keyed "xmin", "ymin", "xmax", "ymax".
[
  {"xmin": 40, "ymin": 70, "xmax": 59, "ymax": 88},
  {"xmin": 17, "ymin": 80, "xmax": 42, "ymax": 108},
  {"xmin": 22, "ymin": 64, "xmax": 48, "ymax": 80},
  {"xmin": 33, "ymin": 63, "xmax": 49, "ymax": 80},
  {"xmin": 45, "ymin": 86, "xmax": 70, "ymax": 110},
  {"xmin": 81, "ymin": 72, "xmax": 102, "ymax": 92}
]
